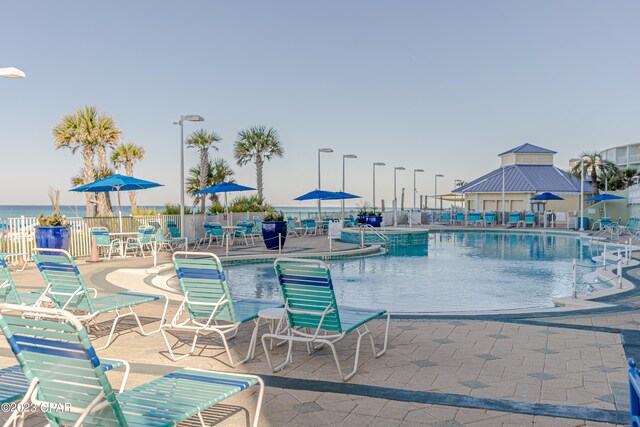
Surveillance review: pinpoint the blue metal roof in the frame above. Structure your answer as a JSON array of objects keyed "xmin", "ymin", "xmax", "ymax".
[
  {"xmin": 498, "ymin": 143, "xmax": 557, "ymax": 156},
  {"xmin": 452, "ymin": 165, "xmax": 593, "ymax": 194}
]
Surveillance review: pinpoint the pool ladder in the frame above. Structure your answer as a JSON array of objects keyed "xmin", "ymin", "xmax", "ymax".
[{"xmin": 358, "ymin": 224, "xmax": 390, "ymax": 252}]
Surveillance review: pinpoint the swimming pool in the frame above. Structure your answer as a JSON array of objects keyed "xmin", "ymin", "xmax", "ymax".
[{"xmin": 224, "ymin": 231, "xmax": 601, "ymax": 313}]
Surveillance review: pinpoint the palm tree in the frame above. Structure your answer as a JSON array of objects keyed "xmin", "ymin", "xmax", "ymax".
[
  {"xmin": 186, "ymin": 129, "xmax": 222, "ymax": 214},
  {"xmin": 52, "ymin": 106, "xmax": 122, "ymax": 217},
  {"xmin": 94, "ymin": 115, "xmax": 122, "ymax": 216},
  {"xmin": 569, "ymin": 152, "xmax": 618, "ymax": 195},
  {"xmin": 70, "ymin": 167, "xmax": 116, "ymax": 215},
  {"xmin": 186, "ymin": 158, "xmax": 234, "ymax": 210},
  {"xmin": 234, "ymin": 126, "xmax": 283, "ymax": 202},
  {"xmin": 111, "ymin": 143, "xmax": 146, "ymax": 211}
]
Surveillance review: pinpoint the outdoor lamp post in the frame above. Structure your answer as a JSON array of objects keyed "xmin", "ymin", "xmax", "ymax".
[
  {"xmin": 454, "ymin": 179, "xmax": 463, "ymax": 212},
  {"xmin": 580, "ymin": 158, "xmax": 586, "ymax": 231},
  {"xmin": 394, "ymin": 167, "xmax": 406, "ymax": 227},
  {"xmin": 435, "ymin": 174, "xmax": 444, "ymax": 211},
  {"xmin": 373, "ymin": 162, "xmax": 385, "ymax": 212},
  {"xmin": 318, "ymin": 148, "xmax": 334, "ymax": 220},
  {"xmin": 342, "ymin": 154, "xmax": 357, "ymax": 220},
  {"xmin": 174, "ymin": 115, "xmax": 204, "ymax": 237},
  {"xmin": 0, "ymin": 67, "xmax": 26, "ymax": 78},
  {"xmin": 411, "ymin": 169, "xmax": 424, "ymax": 228}
]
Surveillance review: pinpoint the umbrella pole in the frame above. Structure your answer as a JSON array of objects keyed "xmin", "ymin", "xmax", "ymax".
[
  {"xmin": 225, "ymin": 193, "xmax": 229, "ymax": 227},
  {"xmin": 118, "ymin": 189, "xmax": 123, "ymax": 234}
]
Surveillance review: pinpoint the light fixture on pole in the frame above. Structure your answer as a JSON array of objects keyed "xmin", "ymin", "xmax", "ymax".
[
  {"xmin": 435, "ymin": 174, "xmax": 444, "ymax": 211},
  {"xmin": 501, "ymin": 166, "xmax": 506, "ymax": 226},
  {"xmin": 318, "ymin": 148, "xmax": 334, "ymax": 221},
  {"xmin": 393, "ymin": 167, "xmax": 406, "ymax": 227},
  {"xmin": 0, "ymin": 67, "xmax": 26, "ymax": 78},
  {"xmin": 173, "ymin": 115, "xmax": 204, "ymax": 237},
  {"xmin": 411, "ymin": 169, "xmax": 425, "ymax": 228},
  {"xmin": 580, "ymin": 158, "xmax": 585, "ymax": 231},
  {"xmin": 342, "ymin": 154, "xmax": 357, "ymax": 220},
  {"xmin": 373, "ymin": 162, "xmax": 385, "ymax": 213}
]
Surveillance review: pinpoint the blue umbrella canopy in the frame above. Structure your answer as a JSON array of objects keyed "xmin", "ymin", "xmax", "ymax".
[
  {"xmin": 324, "ymin": 191, "xmax": 362, "ymax": 200},
  {"xmin": 294, "ymin": 190, "xmax": 341, "ymax": 201},
  {"xmin": 195, "ymin": 181, "xmax": 256, "ymax": 194},
  {"xmin": 70, "ymin": 174, "xmax": 162, "ymax": 192},
  {"xmin": 531, "ymin": 192, "xmax": 564, "ymax": 201},
  {"xmin": 586, "ymin": 193, "xmax": 625, "ymax": 201}
]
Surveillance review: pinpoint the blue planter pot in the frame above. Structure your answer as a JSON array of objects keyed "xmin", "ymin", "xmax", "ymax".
[
  {"xmin": 357, "ymin": 213, "xmax": 367, "ymax": 224},
  {"xmin": 35, "ymin": 226, "xmax": 70, "ymax": 254},
  {"xmin": 366, "ymin": 216, "xmax": 383, "ymax": 228},
  {"xmin": 262, "ymin": 221, "xmax": 287, "ymax": 250}
]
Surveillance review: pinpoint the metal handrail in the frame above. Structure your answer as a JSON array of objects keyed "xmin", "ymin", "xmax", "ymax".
[{"xmin": 357, "ymin": 224, "xmax": 390, "ymax": 246}]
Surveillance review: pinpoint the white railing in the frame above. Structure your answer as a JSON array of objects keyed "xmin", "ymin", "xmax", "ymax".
[{"xmin": 629, "ymin": 184, "xmax": 640, "ymax": 205}]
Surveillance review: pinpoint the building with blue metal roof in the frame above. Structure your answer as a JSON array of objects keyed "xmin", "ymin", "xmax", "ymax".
[{"xmin": 453, "ymin": 143, "xmax": 593, "ymax": 213}]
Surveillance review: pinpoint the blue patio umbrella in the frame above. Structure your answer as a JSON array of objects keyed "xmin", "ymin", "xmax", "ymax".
[
  {"xmin": 71, "ymin": 174, "xmax": 162, "ymax": 232},
  {"xmin": 324, "ymin": 191, "xmax": 362, "ymax": 200},
  {"xmin": 585, "ymin": 193, "xmax": 625, "ymax": 216},
  {"xmin": 195, "ymin": 181, "xmax": 256, "ymax": 225},
  {"xmin": 293, "ymin": 190, "xmax": 340, "ymax": 201},
  {"xmin": 531, "ymin": 192, "xmax": 564, "ymax": 201}
]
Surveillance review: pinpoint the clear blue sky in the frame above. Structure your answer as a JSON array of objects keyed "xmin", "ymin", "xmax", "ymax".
[{"xmin": 2, "ymin": 1, "xmax": 639, "ymax": 209}]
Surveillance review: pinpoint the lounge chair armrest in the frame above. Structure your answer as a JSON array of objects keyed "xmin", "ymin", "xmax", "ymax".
[{"xmin": 100, "ymin": 358, "xmax": 130, "ymax": 393}]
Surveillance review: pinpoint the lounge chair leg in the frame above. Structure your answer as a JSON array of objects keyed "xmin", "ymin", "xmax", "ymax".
[
  {"xmin": 131, "ymin": 298, "xmax": 169, "ymax": 336},
  {"xmin": 261, "ymin": 333, "xmax": 294, "ymax": 372},
  {"xmin": 160, "ymin": 326, "xmax": 198, "ymax": 361}
]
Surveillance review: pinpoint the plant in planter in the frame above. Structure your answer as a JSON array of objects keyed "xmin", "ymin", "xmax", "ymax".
[
  {"xmin": 357, "ymin": 202, "xmax": 371, "ymax": 224},
  {"xmin": 262, "ymin": 210, "xmax": 287, "ymax": 250},
  {"xmin": 35, "ymin": 188, "xmax": 71, "ymax": 252},
  {"xmin": 366, "ymin": 210, "xmax": 383, "ymax": 228}
]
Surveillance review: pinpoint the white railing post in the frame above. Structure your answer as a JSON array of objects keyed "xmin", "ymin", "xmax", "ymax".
[
  {"xmin": 360, "ymin": 228, "xmax": 365, "ymax": 249},
  {"xmin": 278, "ymin": 233, "xmax": 282, "ymax": 255},
  {"xmin": 602, "ymin": 243, "xmax": 607, "ymax": 270},
  {"xmin": 618, "ymin": 250, "xmax": 623, "ymax": 289},
  {"xmin": 627, "ymin": 240, "xmax": 631, "ymax": 265},
  {"xmin": 572, "ymin": 259, "xmax": 577, "ymax": 298}
]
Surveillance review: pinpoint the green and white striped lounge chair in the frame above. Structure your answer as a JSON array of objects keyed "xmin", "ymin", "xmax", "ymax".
[
  {"xmin": 161, "ymin": 252, "xmax": 282, "ymax": 366},
  {"xmin": 90, "ymin": 227, "xmax": 120, "ymax": 260},
  {"xmin": 0, "ymin": 303, "xmax": 263, "ymax": 427},
  {"xmin": 123, "ymin": 226, "xmax": 155, "ymax": 257},
  {"xmin": 262, "ymin": 258, "xmax": 391, "ymax": 382},
  {"xmin": 31, "ymin": 248, "xmax": 168, "ymax": 349},
  {"xmin": 0, "ymin": 257, "xmax": 42, "ymax": 306}
]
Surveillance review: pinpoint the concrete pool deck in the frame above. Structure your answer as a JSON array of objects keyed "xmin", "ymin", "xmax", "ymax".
[{"xmin": 1, "ymin": 233, "xmax": 637, "ymax": 426}]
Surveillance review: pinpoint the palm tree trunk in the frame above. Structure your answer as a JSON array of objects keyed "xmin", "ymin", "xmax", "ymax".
[
  {"xmin": 82, "ymin": 147, "xmax": 95, "ymax": 217},
  {"xmin": 591, "ymin": 165, "xmax": 599, "ymax": 195},
  {"xmin": 95, "ymin": 146, "xmax": 113, "ymax": 216},
  {"xmin": 199, "ymin": 149, "xmax": 208, "ymax": 214},
  {"xmin": 125, "ymin": 162, "xmax": 137, "ymax": 212},
  {"xmin": 256, "ymin": 155, "xmax": 263, "ymax": 203}
]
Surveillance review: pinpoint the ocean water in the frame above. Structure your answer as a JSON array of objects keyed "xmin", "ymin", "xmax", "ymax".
[{"xmin": 0, "ymin": 205, "xmax": 352, "ymax": 218}]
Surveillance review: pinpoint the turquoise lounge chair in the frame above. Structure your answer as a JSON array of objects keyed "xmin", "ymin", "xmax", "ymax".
[
  {"xmin": 166, "ymin": 220, "xmax": 190, "ymax": 249},
  {"xmin": 204, "ymin": 222, "xmax": 224, "ymax": 247},
  {"xmin": 484, "ymin": 212, "xmax": 496, "ymax": 227},
  {"xmin": 262, "ymin": 258, "xmax": 391, "ymax": 382},
  {"xmin": 454, "ymin": 212, "xmax": 465, "ymax": 225},
  {"xmin": 287, "ymin": 218, "xmax": 306, "ymax": 237},
  {"xmin": 161, "ymin": 252, "xmax": 282, "ymax": 366},
  {"xmin": 301, "ymin": 218, "xmax": 317, "ymax": 235},
  {"xmin": 0, "ymin": 303, "xmax": 263, "ymax": 427},
  {"xmin": 524, "ymin": 212, "xmax": 536, "ymax": 228},
  {"xmin": 466, "ymin": 212, "xmax": 482, "ymax": 227},
  {"xmin": 0, "ymin": 257, "xmax": 41, "ymax": 305},
  {"xmin": 123, "ymin": 225, "xmax": 155, "ymax": 257},
  {"xmin": 32, "ymin": 248, "xmax": 168, "ymax": 349},
  {"xmin": 508, "ymin": 212, "xmax": 521, "ymax": 227},
  {"xmin": 90, "ymin": 227, "xmax": 120, "ymax": 260},
  {"xmin": 441, "ymin": 212, "xmax": 451, "ymax": 224}
]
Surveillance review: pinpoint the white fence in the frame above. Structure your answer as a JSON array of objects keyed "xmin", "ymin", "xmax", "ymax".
[{"xmin": 629, "ymin": 183, "xmax": 640, "ymax": 205}]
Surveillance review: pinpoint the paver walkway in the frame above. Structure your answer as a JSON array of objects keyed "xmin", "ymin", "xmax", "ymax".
[{"xmin": 0, "ymin": 234, "xmax": 636, "ymax": 426}]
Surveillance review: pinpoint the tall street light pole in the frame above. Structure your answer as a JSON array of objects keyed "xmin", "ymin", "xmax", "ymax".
[
  {"xmin": 373, "ymin": 162, "xmax": 385, "ymax": 213},
  {"xmin": 394, "ymin": 167, "xmax": 406, "ymax": 227},
  {"xmin": 174, "ymin": 115, "xmax": 204, "ymax": 237},
  {"xmin": 318, "ymin": 148, "xmax": 333, "ymax": 221},
  {"xmin": 435, "ymin": 174, "xmax": 444, "ymax": 212},
  {"xmin": 342, "ymin": 154, "xmax": 357, "ymax": 220},
  {"xmin": 412, "ymin": 169, "xmax": 424, "ymax": 228},
  {"xmin": 580, "ymin": 158, "xmax": 585, "ymax": 231}
]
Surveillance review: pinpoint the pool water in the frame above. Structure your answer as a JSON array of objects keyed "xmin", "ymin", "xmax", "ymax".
[{"xmin": 225, "ymin": 232, "xmax": 600, "ymax": 313}]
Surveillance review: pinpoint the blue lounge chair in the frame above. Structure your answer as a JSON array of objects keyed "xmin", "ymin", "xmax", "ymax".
[
  {"xmin": 524, "ymin": 212, "xmax": 536, "ymax": 228},
  {"xmin": 287, "ymin": 218, "xmax": 306, "ymax": 237},
  {"xmin": 301, "ymin": 218, "xmax": 317, "ymax": 235},
  {"xmin": 441, "ymin": 212, "xmax": 451, "ymax": 224},
  {"xmin": 0, "ymin": 303, "xmax": 263, "ymax": 427},
  {"xmin": 466, "ymin": 212, "xmax": 482, "ymax": 227},
  {"xmin": 204, "ymin": 222, "xmax": 224, "ymax": 247},
  {"xmin": 32, "ymin": 248, "xmax": 168, "ymax": 349},
  {"xmin": 454, "ymin": 212, "xmax": 465, "ymax": 225},
  {"xmin": 123, "ymin": 225, "xmax": 155, "ymax": 257},
  {"xmin": 262, "ymin": 258, "xmax": 391, "ymax": 382},
  {"xmin": 166, "ymin": 220, "xmax": 191, "ymax": 249},
  {"xmin": 484, "ymin": 212, "xmax": 496, "ymax": 227},
  {"xmin": 161, "ymin": 252, "xmax": 282, "ymax": 366}
]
